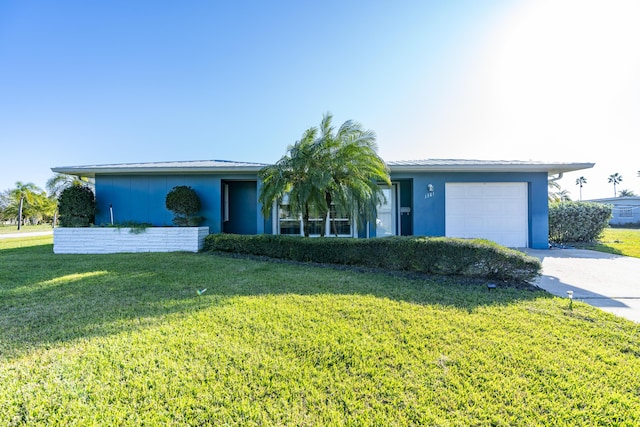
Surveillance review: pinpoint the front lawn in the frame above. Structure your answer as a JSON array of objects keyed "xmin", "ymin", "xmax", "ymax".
[
  {"xmin": 575, "ymin": 228, "xmax": 640, "ymax": 258},
  {"xmin": 1, "ymin": 236, "xmax": 639, "ymax": 425}
]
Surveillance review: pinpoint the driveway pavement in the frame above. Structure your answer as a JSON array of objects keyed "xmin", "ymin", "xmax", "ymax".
[{"xmin": 524, "ymin": 248, "xmax": 640, "ymax": 323}]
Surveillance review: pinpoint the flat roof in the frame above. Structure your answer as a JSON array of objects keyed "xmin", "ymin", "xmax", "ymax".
[
  {"xmin": 387, "ymin": 159, "xmax": 594, "ymax": 174},
  {"xmin": 51, "ymin": 160, "xmax": 268, "ymax": 177},
  {"xmin": 52, "ymin": 158, "xmax": 594, "ymax": 178}
]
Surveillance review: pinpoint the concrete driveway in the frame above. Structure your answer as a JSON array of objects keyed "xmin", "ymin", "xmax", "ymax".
[{"xmin": 524, "ymin": 248, "xmax": 640, "ymax": 323}]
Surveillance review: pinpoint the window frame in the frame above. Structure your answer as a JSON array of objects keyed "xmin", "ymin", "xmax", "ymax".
[{"xmin": 274, "ymin": 197, "xmax": 355, "ymax": 237}]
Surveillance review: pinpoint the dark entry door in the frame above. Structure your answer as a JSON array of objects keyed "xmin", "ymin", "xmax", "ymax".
[{"xmin": 222, "ymin": 181, "xmax": 257, "ymax": 234}]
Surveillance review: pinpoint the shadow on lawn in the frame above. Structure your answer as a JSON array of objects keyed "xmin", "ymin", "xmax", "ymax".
[{"xmin": 0, "ymin": 244, "xmax": 552, "ymax": 360}]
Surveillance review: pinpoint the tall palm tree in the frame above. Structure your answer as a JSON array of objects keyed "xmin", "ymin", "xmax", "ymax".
[
  {"xmin": 9, "ymin": 181, "xmax": 43, "ymax": 230},
  {"xmin": 259, "ymin": 126, "xmax": 330, "ymax": 237},
  {"xmin": 259, "ymin": 113, "xmax": 390, "ymax": 237},
  {"xmin": 317, "ymin": 114, "xmax": 391, "ymax": 235},
  {"xmin": 575, "ymin": 176, "xmax": 587, "ymax": 201},
  {"xmin": 608, "ymin": 173, "xmax": 622, "ymax": 197}
]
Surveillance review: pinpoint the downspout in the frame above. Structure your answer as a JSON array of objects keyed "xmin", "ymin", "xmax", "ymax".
[{"xmin": 548, "ymin": 172, "xmax": 563, "ymax": 183}]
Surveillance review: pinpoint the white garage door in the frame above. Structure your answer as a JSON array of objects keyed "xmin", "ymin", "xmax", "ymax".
[{"xmin": 445, "ymin": 182, "xmax": 528, "ymax": 247}]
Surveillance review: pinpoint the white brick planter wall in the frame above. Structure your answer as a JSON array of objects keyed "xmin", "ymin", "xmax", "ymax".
[{"xmin": 53, "ymin": 227, "xmax": 209, "ymax": 254}]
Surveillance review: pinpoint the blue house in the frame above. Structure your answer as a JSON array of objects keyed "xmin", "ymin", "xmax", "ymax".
[
  {"xmin": 52, "ymin": 159, "xmax": 593, "ymax": 249},
  {"xmin": 586, "ymin": 196, "xmax": 640, "ymax": 226}
]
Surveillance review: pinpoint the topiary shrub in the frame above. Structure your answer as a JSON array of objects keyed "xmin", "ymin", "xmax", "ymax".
[
  {"xmin": 549, "ymin": 201, "xmax": 612, "ymax": 244},
  {"xmin": 165, "ymin": 186, "xmax": 204, "ymax": 226},
  {"xmin": 58, "ymin": 185, "xmax": 96, "ymax": 227},
  {"xmin": 203, "ymin": 234, "xmax": 541, "ymax": 282}
]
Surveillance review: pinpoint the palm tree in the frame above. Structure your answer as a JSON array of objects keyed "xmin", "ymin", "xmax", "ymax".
[
  {"xmin": 46, "ymin": 173, "xmax": 93, "ymax": 198},
  {"xmin": 259, "ymin": 113, "xmax": 390, "ymax": 237},
  {"xmin": 318, "ymin": 115, "xmax": 391, "ymax": 235},
  {"xmin": 575, "ymin": 176, "xmax": 587, "ymax": 201},
  {"xmin": 9, "ymin": 181, "xmax": 43, "ymax": 230},
  {"xmin": 259, "ymin": 127, "xmax": 328, "ymax": 237},
  {"xmin": 548, "ymin": 180, "xmax": 563, "ymax": 202},
  {"xmin": 556, "ymin": 189, "xmax": 571, "ymax": 202},
  {"xmin": 608, "ymin": 173, "xmax": 622, "ymax": 197},
  {"xmin": 618, "ymin": 189, "xmax": 637, "ymax": 197}
]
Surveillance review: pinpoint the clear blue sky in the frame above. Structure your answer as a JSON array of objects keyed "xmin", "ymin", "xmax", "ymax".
[{"xmin": 1, "ymin": 0, "xmax": 639, "ymax": 199}]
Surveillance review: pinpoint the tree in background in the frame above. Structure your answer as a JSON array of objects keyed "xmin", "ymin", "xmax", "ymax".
[
  {"xmin": 608, "ymin": 173, "xmax": 622, "ymax": 197},
  {"xmin": 618, "ymin": 189, "xmax": 637, "ymax": 197},
  {"xmin": 46, "ymin": 173, "xmax": 93, "ymax": 199},
  {"xmin": 0, "ymin": 190, "xmax": 11, "ymax": 223},
  {"xmin": 575, "ymin": 176, "xmax": 587, "ymax": 201},
  {"xmin": 7, "ymin": 182, "xmax": 44, "ymax": 230},
  {"xmin": 548, "ymin": 180, "xmax": 571, "ymax": 202},
  {"xmin": 259, "ymin": 113, "xmax": 390, "ymax": 237}
]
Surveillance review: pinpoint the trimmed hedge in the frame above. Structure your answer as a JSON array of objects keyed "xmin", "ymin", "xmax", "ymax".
[
  {"xmin": 549, "ymin": 201, "xmax": 612, "ymax": 243},
  {"xmin": 165, "ymin": 186, "xmax": 204, "ymax": 226},
  {"xmin": 204, "ymin": 234, "xmax": 541, "ymax": 282},
  {"xmin": 58, "ymin": 185, "xmax": 96, "ymax": 227}
]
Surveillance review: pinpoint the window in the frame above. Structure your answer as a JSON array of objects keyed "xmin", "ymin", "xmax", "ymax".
[
  {"xmin": 277, "ymin": 198, "xmax": 353, "ymax": 237},
  {"xmin": 278, "ymin": 203, "xmax": 301, "ymax": 235},
  {"xmin": 619, "ymin": 207, "xmax": 633, "ymax": 218},
  {"xmin": 329, "ymin": 205, "xmax": 353, "ymax": 236}
]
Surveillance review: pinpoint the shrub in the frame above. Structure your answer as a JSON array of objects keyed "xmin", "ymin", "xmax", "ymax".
[
  {"xmin": 204, "ymin": 234, "xmax": 541, "ymax": 282},
  {"xmin": 549, "ymin": 201, "xmax": 612, "ymax": 243},
  {"xmin": 165, "ymin": 186, "xmax": 204, "ymax": 226},
  {"xmin": 58, "ymin": 185, "xmax": 96, "ymax": 227}
]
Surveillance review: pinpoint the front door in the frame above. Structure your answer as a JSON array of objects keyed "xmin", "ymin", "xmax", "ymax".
[
  {"xmin": 222, "ymin": 181, "xmax": 258, "ymax": 235},
  {"xmin": 376, "ymin": 184, "xmax": 397, "ymax": 237}
]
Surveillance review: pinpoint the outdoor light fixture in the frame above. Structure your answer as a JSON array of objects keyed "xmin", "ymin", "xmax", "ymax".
[
  {"xmin": 567, "ymin": 290, "xmax": 574, "ymax": 310},
  {"xmin": 426, "ymin": 183, "xmax": 435, "ymax": 198}
]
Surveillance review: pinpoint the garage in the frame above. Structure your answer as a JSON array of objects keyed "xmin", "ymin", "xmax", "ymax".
[{"xmin": 445, "ymin": 182, "xmax": 529, "ymax": 247}]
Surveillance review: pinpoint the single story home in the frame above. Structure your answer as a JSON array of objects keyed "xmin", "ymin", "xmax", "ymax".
[
  {"xmin": 52, "ymin": 159, "xmax": 594, "ymax": 249},
  {"xmin": 586, "ymin": 196, "xmax": 640, "ymax": 226}
]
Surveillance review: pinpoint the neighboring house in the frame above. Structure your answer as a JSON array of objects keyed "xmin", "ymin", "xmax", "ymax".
[
  {"xmin": 585, "ymin": 196, "xmax": 640, "ymax": 226},
  {"xmin": 51, "ymin": 159, "xmax": 594, "ymax": 249}
]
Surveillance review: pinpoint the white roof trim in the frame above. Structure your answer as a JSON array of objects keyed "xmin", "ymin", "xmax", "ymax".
[
  {"xmin": 51, "ymin": 160, "xmax": 268, "ymax": 177},
  {"xmin": 387, "ymin": 159, "xmax": 594, "ymax": 174},
  {"xmin": 52, "ymin": 158, "xmax": 595, "ymax": 177}
]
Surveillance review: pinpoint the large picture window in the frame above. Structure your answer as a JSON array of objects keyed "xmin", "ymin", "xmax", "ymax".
[{"xmin": 277, "ymin": 197, "xmax": 353, "ymax": 237}]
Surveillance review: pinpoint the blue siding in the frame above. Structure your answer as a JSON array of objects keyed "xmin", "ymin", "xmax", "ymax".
[
  {"xmin": 94, "ymin": 170, "xmax": 550, "ymax": 248},
  {"xmin": 389, "ymin": 171, "xmax": 550, "ymax": 249},
  {"xmin": 95, "ymin": 174, "xmax": 260, "ymax": 234}
]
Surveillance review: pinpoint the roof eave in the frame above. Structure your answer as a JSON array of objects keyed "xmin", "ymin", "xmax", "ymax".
[
  {"xmin": 388, "ymin": 163, "xmax": 595, "ymax": 174},
  {"xmin": 51, "ymin": 166, "xmax": 266, "ymax": 176}
]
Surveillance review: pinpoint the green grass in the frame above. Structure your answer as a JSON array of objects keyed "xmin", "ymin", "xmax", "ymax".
[
  {"xmin": 1, "ymin": 236, "xmax": 639, "ymax": 425},
  {"xmin": 575, "ymin": 228, "xmax": 640, "ymax": 258},
  {"xmin": 0, "ymin": 224, "xmax": 53, "ymax": 234}
]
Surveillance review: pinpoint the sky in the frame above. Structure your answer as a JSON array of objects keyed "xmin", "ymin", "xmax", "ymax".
[{"xmin": 1, "ymin": 0, "xmax": 639, "ymax": 200}]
